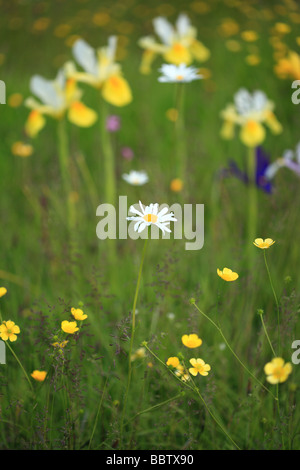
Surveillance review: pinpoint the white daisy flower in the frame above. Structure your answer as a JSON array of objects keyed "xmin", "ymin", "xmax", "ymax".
[
  {"xmin": 122, "ymin": 170, "xmax": 149, "ymax": 186},
  {"xmin": 127, "ymin": 200, "xmax": 177, "ymax": 235},
  {"xmin": 158, "ymin": 63, "xmax": 202, "ymax": 83}
]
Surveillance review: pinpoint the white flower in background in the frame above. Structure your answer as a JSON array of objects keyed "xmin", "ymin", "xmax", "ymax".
[
  {"xmin": 122, "ymin": 170, "xmax": 149, "ymax": 186},
  {"xmin": 158, "ymin": 63, "xmax": 202, "ymax": 83},
  {"xmin": 265, "ymin": 142, "xmax": 300, "ymax": 179},
  {"xmin": 127, "ymin": 200, "xmax": 177, "ymax": 235}
]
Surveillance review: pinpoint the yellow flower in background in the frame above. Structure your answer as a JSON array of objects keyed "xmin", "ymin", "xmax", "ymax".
[
  {"xmin": 182, "ymin": 334, "xmax": 202, "ymax": 348},
  {"xmin": 0, "ymin": 321, "xmax": 20, "ymax": 342},
  {"xmin": 264, "ymin": 357, "xmax": 292, "ymax": 384},
  {"xmin": 65, "ymin": 36, "xmax": 132, "ymax": 107},
  {"xmin": 71, "ymin": 307, "xmax": 88, "ymax": 321},
  {"xmin": 11, "ymin": 141, "xmax": 33, "ymax": 158},
  {"xmin": 8, "ymin": 93, "xmax": 23, "ymax": 107},
  {"xmin": 241, "ymin": 30, "xmax": 259, "ymax": 42},
  {"xmin": 166, "ymin": 356, "xmax": 180, "ymax": 368},
  {"xmin": 274, "ymin": 50, "xmax": 300, "ymax": 80},
  {"xmin": 61, "ymin": 320, "xmax": 79, "ymax": 334},
  {"xmin": 217, "ymin": 268, "xmax": 239, "ymax": 282},
  {"xmin": 24, "ymin": 70, "xmax": 97, "ymax": 137},
  {"xmin": 31, "ymin": 370, "xmax": 47, "ymax": 382},
  {"xmin": 253, "ymin": 238, "xmax": 275, "ymax": 249},
  {"xmin": 0, "ymin": 287, "xmax": 7, "ymax": 298},
  {"xmin": 245, "ymin": 54, "xmax": 261, "ymax": 66},
  {"xmin": 131, "ymin": 347, "xmax": 146, "ymax": 362},
  {"xmin": 138, "ymin": 13, "xmax": 210, "ymax": 74},
  {"xmin": 174, "ymin": 364, "xmax": 190, "ymax": 382},
  {"xmin": 220, "ymin": 88, "xmax": 282, "ymax": 147},
  {"xmin": 189, "ymin": 358, "xmax": 211, "ymax": 377},
  {"xmin": 170, "ymin": 178, "xmax": 183, "ymax": 192},
  {"xmin": 274, "ymin": 23, "xmax": 291, "ymax": 35},
  {"xmin": 52, "ymin": 340, "xmax": 69, "ymax": 348}
]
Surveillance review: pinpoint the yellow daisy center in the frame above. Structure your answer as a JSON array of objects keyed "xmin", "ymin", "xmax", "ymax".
[
  {"xmin": 143, "ymin": 213, "xmax": 158, "ymax": 223},
  {"xmin": 176, "ymin": 75, "xmax": 184, "ymax": 80}
]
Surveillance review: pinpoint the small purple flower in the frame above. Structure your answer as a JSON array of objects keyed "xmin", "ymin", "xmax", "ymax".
[
  {"xmin": 121, "ymin": 146, "xmax": 134, "ymax": 161},
  {"xmin": 106, "ymin": 115, "xmax": 121, "ymax": 132}
]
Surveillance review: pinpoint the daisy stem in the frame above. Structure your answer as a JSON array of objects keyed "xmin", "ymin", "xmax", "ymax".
[
  {"xmin": 5, "ymin": 342, "xmax": 34, "ymax": 392},
  {"xmin": 191, "ymin": 300, "xmax": 278, "ymax": 401},
  {"xmin": 247, "ymin": 146, "xmax": 257, "ymax": 264},
  {"xmin": 263, "ymin": 250, "xmax": 281, "ymax": 355},
  {"xmin": 258, "ymin": 311, "xmax": 276, "ymax": 356},
  {"xmin": 174, "ymin": 82, "xmax": 186, "ymax": 180},
  {"xmin": 120, "ymin": 237, "xmax": 148, "ymax": 445}
]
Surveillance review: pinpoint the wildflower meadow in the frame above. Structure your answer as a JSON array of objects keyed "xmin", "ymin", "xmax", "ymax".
[{"xmin": 0, "ymin": 0, "xmax": 300, "ymax": 453}]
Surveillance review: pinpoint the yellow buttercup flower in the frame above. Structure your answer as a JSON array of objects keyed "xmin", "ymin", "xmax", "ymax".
[
  {"xmin": 220, "ymin": 88, "xmax": 282, "ymax": 147},
  {"xmin": 189, "ymin": 358, "xmax": 211, "ymax": 377},
  {"xmin": 61, "ymin": 320, "xmax": 79, "ymax": 334},
  {"xmin": 253, "ymin": 238, "xmax": 275, "ymax": 249},
  {"xmin": 264, "ymin": 357, "xmax": 292, "ymax": 384},
  {"xmin": 138, "ymin": 13, "xmax": 210, "ymax": 74},
  {"xmin": 0, "ymin": 287, "xmax": 7, "ymax": 298},
  {"xmin": 0, "ymin": 320, "xmax": 20, "ymax": 342},
  {"xmin": 166, "ymin": 356, "xmax": 180, "ymax": 368},
  {"xmin": 31, "ymin": 370, "xmax": 47, "ymax": 382},
  {"xmin": 174, "ymin": 364, "xmax": 190, "ymax": 382},
  {"xmin": 71, "ymin": 307, "xmax": 88, "ymax": 321},
  {"xmin": 217, "ymin": 268, "xmax": 239, "ymax": 282},
  {"xmin": 66, "ymin": 36, "xmax": 132, "ymax": 107},
  {"xmin": 181, "ymin": 334, "xmax": 202, "ymax": 348}
]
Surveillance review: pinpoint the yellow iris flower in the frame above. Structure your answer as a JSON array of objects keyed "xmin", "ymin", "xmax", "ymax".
[
  {"xmin": 138, "ymin": 13, "xmax": 210, "ymax": 74},
  {"xmin": 220, "ymin": 88, "xmax": 282, "ymax": 147},
  {"xmin": 65, "ymin": 36, "xmax": 132, "ymax": 107},
  {"xmin": 24, "ymin": 68, "xmax": 97, "ymax": 137}
]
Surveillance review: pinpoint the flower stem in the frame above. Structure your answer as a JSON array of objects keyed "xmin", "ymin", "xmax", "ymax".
[
  {"xmin": 144, "ymin": 343, "xmax": 240, "ymax": 450},
  {"xmin": 57, "ymin": 117, "xmax": 75, "ymax": 233},
  {"xmin": 258, "ymin": 311, "xmax": 276, "ymax": 356},
  {"xmin": 5, "ymin": 342, "xmax": 34, "ymax": 392},
  {"xmin": 263, "ymin": 250, "xmax": 281, "ymax": 355},
  {"xmin": 247, "ymin": 146, "xmax": 257, "ymax": 264},
  {"xmin": 174, "ymin": 83, "xmax": 186, "ymax": 180},
  {"xmin": 188, "ymin": 374, "xmax": 241, "ymax": 450},
  {"xmin": 191, "ymin": 300, "xmax": 277, "ymax": 400},
  {"xmin": 89, "ymin": 376, "xmax": 108, "ymax": 450},
  {"xmin": 120, "ymin": 238, "xmax": 148, "ymax": 445}
]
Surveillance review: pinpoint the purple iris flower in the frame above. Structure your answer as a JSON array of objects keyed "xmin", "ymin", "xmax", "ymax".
[{"xmin": 220, "ymin": 146, "xmax": 273, "ymax": 193}]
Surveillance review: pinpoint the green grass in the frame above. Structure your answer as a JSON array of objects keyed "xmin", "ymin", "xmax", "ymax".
[{"xmin": 0, "ymin": 0, "xmax": 299, "ymax": 450}]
